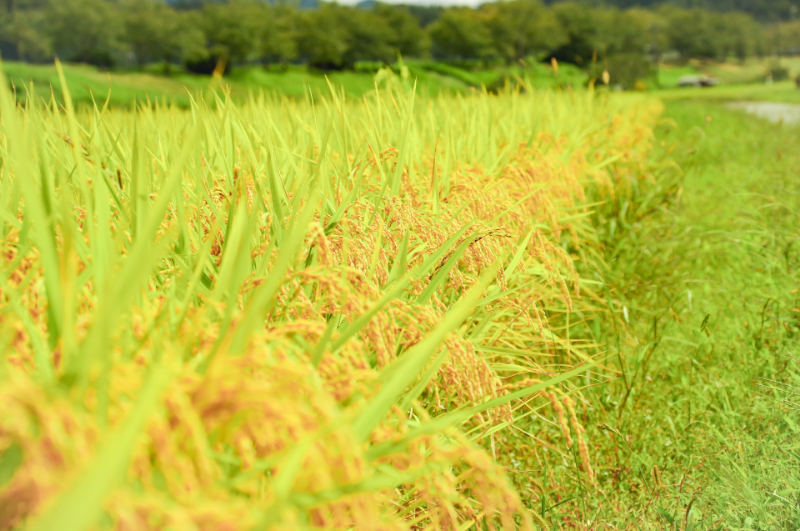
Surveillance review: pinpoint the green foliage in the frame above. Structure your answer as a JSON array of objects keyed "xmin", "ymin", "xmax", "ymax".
[
  {"xmin": 550, "ymin": 0, "xmax": 800, "ymax": 23},
  {"xmin": 199, "ymin": 0, "xmax": 265, "ymax": 65},
  {"xmin": 0, "ymin": 7, "xmax": 51, "ymax": 62},
  {"xmin": 605, "ymin": 52, "xmax": 654, "ymax": 88},
  {"xmin": 481, "ymin": 0, "xmax": 567, "ymax": 63},
  {"xmin": 771, "ymin": 20, "xmax": 800, "ymax": 55},
  {"xmin": 296, "ymin": 4, "xmax": 426, "ymax": 69},
  {"xmin": 551, "ymin": 4, "xmax": 658, "ymax": 87},
  {"xmin": 259, "ymin": 4, "xmax": 300, "ymax": 65},
  {"xmin": 374, "ymin": 4, "xmax": 429, "ymax": 59},
  {"xmin": 120, "ymin": 0, "xmax": 205, "ymax": 66},
  {"xmin": 295, "ymin": 5, "xmax": 350, "ymax": 69},
  {"xmin": 660, "ymin": 6, "xmax": 764, "ymax": 62},
  {"xmin": 428, "ymin": 8, "xmax": 495, "ymax": 62},
  {"xmin": 0, "ymin": 0, "xmax": 789, "ymax": 95},
  {"xmin": 46, "ymin": 0, "xmax": 126, "ymax": 66},
  {"xmin": 550, "ymin": 2, "xmax": 604, "ymax": 66},
  {"xmin": 767, "ymin": 60, "xmax": 791, "ymax": 81}
]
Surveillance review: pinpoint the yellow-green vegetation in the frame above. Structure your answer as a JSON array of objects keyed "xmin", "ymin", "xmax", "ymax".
[
  {"xmin": 0, "ymin": 64, "xmax": 665, "ymax": 529},
  {"xmin": 3, "ymin": 61, "xmax": 388, "ymax": 107},
  {"xmin": 2, "ymin": 60, "xmax": 584, "ymax": 109},
  {"xmin": 4, "ymin": 38, "xmax": 800, "ymax": 531}
]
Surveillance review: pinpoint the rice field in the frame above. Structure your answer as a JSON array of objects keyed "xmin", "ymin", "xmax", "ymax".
[{"xmin": 0, "ymin": 63, "xmax": 672, "ymax": 530}]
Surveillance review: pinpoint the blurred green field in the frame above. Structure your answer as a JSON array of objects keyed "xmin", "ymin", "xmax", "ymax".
[
  {"xmin": 8, "ymin": 57, "xmax": 800, "ymax": 111},
  {"xmin": 656, "ymin": 80, "xmax": 800, "ymax": 104},
  {"xmin": 656, "ymin": 63, "xmax": 703, "ymax": 88},
  {"xmin": 659, "ymin": 57, "xmax": 800, "ymax": 87},
  {"xmin": 655, "ymin": 57, "xmax": 800, "ymax": 103},
  {"xmin": 3, "ymin": 60, "xmax": 585, "ymax": 107},
  {"xmin": 4, "ymin": 61, "xmax": 384, "ymax": 106}
]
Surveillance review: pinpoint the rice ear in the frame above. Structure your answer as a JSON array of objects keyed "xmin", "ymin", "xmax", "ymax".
[{"xmin": 0, "ymin": 64, "xmax": 663, "ymax": 529}]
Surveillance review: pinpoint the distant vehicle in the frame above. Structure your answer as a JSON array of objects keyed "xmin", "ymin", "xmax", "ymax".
[{"xmin": 678, "ymin": 75, "xmax": 719, "ymax": 88}]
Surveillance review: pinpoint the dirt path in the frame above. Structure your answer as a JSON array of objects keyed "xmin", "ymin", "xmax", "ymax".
[{"xmin": 727, "ymin": 101, "xmax": 800, "ymax": 125}]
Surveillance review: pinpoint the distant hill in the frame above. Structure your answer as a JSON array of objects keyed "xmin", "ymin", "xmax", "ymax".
[
  {"xmin": 544, "ymin": 0, "xmax": 800, "ymax": 21},
  {"xmin": 164, "ymin": 0, "xmax": 799, "ymax": 22},
  {"xmin": 165, "ymin": 0, "xmax": 319, "ymax": 8}
]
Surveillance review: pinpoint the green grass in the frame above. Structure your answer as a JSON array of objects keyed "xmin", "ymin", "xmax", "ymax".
[
  {"xmin": 406, "ymin": 60, "xmax": 587, "ymax": 90},
  {"xmin": 3, "ymin": 60, "xmax": 477, "ymax": 107},
  {"xmin": 659, "ymin": 57, "xmax": 800, "ymax": 87},
  {"xmin": 4, "ymin": 60, "xmax": 590, "ymax": 108},
  {"xmin": 704, "ymin": 57, "xmax": 800, "ymax": 84},
  {"xmin": 407, "ymin": 60, "xmax": 504, "ymax": 87},
  {"xmin": 653, "ymin": 81, "xmax": 800, "ymax": 104},
  {"xmin": 570, "ymin": 99, "xmax": 800, "ymax": 528},
  {"xmin": 655, "ymin": 57, "xmax": 800, "ymax": 103},
  {"xmin": 4, "ymin": 61, "xmax": 208, "ymax": 107},
  {"xmin": 229, "ymin": 64, "xmax": 474, "ymax": 98},
  {"xmin": 7, "ymin": 58, "xmax": 800, "ymax": 109},
  {"xmin": 657, "ymin": 63, "xmax": 703, "ymax": 88}
]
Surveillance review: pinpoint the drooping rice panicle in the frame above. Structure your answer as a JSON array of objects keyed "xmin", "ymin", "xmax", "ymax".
[{"xmin": 0, "ymin": 66, "xmax": 663, "ymax": 530}]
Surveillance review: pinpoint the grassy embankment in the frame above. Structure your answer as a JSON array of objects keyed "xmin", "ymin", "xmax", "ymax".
[
  {"xmin": 2, "ymin": 60, "xmax": 584, "ymax": 107},
  {"xmin": 504, "ymin": 90, "xmax": 800, "ymax": 529},
  {"xmin": 7, "ymin": 57, "xmax": 800, "ymax": 108},
  {"xmin": 570, "ymin": 100, "xmax": 800, "ymax": 529}
]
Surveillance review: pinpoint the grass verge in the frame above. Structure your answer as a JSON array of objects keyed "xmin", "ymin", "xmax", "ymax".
[{"xmin": 569, "ymin": 100, "xmax": 800, "ymax": 529}]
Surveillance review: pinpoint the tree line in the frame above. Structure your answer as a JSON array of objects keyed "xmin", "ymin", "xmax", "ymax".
[
  {"xmin": 0, "ymin": 0, "xmax": 796, "ymax": 79},
  {"xmin": 550, "ymin": 0, "xmax": 800, "ymax": 23}
]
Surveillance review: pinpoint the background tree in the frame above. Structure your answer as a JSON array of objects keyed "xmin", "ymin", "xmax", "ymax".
[
  {"xmin": 375, "ymin": 4, "xmax": 430, "ymax": 59},
  {"xmin": 545, "ymin": 0, "xmax": 800, "ymax": 23},
  {"xmin": 259, "ymin": 4, "xmax": 299, "ymax": 66},
  {"xmin": 428, "ymin": 8, "xmax": 495, "ymax": 62},
  {"xmin": 626, "ymin": 8, "xmax": 668, "ymax": 65},
  {"xmin": 771, "ymin": 19, "xmax": 800, "ymax": 55},
  {"xmin": 662, "ymin": 7, "xmax": 721, "ymax": 61},
  {"xmin": 296, "ymin": 5, "xmax": 349, "ymax": 69},
  {"xmin": 549, "ymin": 2, "xmax": 602, "ymax": 66},
  {"xmin": 198, "ymin": 0, "xmax": 265, "ymax": 67},
  {"xmin": 0, "ymin": 6, "xmax": 51, "ymax": 62},
  {"xmin": 340, "ymin": 7, "xmax": 395, "ymax": 67},
  {"xmin": 713, "ymin": 12, "xmax": 764, "ymax": 61},
  {"xmin": 399, "ymin": 4, "xmax": 444, "ymax": 28},
  {"xmin": 593, "ymin": 8, "xmax": 654, "ymax": 87},
  {"xmin": 46, "ymin": 0, "xmax": 126, "ymax": 67},
  {"xmin": 482, "ymin": 0, "xmax": 567, "ymax": 63},
  {"xmin": 121, "ymin": 0, "xmax": 205, "ymax": 67},
  {"xmin": 0, "ymin": 0, "xmax": 790, "ymax": 79}
]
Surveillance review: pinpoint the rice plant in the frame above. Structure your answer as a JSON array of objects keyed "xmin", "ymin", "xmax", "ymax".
[{"xmin": 0, "ymin": 64, "xmax": 663, "ymax": 530}]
